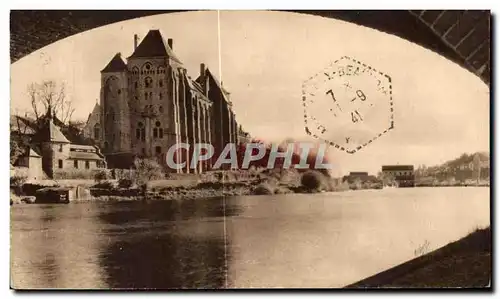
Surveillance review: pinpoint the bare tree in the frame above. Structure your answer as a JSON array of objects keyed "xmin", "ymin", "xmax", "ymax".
[{"xmin": 27, "ymin": 80, "xmax": 74, "ymax": 125}]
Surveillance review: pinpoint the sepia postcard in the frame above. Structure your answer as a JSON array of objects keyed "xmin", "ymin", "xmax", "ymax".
[{"xmin": 9, "ymin": 10, "xmax": 491, "ymax": 289}]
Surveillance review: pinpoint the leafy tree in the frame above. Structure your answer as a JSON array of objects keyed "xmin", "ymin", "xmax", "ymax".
[
  {"xmin": 10, "ymin": 137, "xmax": 26, "ymax": 165},
  {"xmin": 133, "ymin": 158, "xmax": 164, "ymax": 188}
]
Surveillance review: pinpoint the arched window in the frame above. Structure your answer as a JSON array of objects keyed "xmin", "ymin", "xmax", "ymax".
[
  {"xmin": 136, "ymin": 122, "xmax": 145, "ymax": 141},
  {"xmin": 145, "ymin": 77, "xmax": 153, "ymax": 88},
  {"xmin": 132, "ymin": 67, "xmax": 139, "ymax": 75},
  {"xmin": 157, "ymin": 66, "xmax": 165, "ymax": 74},
  {"xmin": 142, "ymin": 62, "xmax": 153, "ymax": 75},
  {"xmin": 153, "ymin": 121, "xmax": 163, "ymax": 139},
  {"xmin": 94, "ymin": 123, "xmax": 100, "ymax": 140}
]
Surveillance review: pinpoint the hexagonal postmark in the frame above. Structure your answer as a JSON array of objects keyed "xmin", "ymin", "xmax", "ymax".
[{"xmin": 302, "ymin": 56, "xmax": 394, "ymax": 154}]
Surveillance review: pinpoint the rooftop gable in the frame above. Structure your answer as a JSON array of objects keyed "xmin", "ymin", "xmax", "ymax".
[
  {"xmin": 128, "ymin": 30, "xmax": 182, "ymax": 63},
  {"xmin": 101, "ymin": 53, "xmax": 127, "ymax": 73}
]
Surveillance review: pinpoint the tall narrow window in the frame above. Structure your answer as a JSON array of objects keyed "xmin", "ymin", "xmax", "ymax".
[
  {"xmin": 58, "ymin": 159, "xmax": 63, "ymax": 169},
  {"xmin": 159, "ymin": 92, "xmax": 163, "ymax": 100},
  {"xmin": 85, "ymin": 161, "xmax": 90, "ymax": 169},
  {"xmin": 59, "ymin": 144, "xmax": 63, "ymax": 152},
  {"xmin": 153, "ymin": 121, "xmax": 164, "ymax": 139},
  {"xmin": 94, "ymin": 123, "xmax": 100, "ymax": 140},
  {"xmin": 159, "ymin": 79, "xmax": 164, "ymax": 87},
  {"xmin": 136, "ymin": 122, "xmax": 145, "ymax": 141},
  {"xmin": 145, "ymin": 77, "xmax": 153, "ymax": 88},
  {"xmin": 74, "ymin": 160, "xmax": 78, "ymax": 169},
  {"xmin": 145, "ymin": 92, "xmax": 148, "ymax": 101}
]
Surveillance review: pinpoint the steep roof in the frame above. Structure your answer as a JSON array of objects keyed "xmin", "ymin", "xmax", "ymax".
[
  {"xmin": 48, "ymin": 120, "xmax": 70, "ymax": 143},
  {"xmin": 197, "ymin": 69, "xmax": 232, "ymax": 104},
  {"xmin": 35, "ymin": 120, "xmax": 70, "ymax": 143},
  {"xmin": 128, "ymin": 30, "xmax": 182, "ymax": 63},
  {"xmin": 183, "ymin": 73, "xmax": 206, "ymax": 97},
  {"xmin": 69, "ymin": 151, "xmax": 104, "ymax": 161},
  {"xmin": 86, "ymin": 103, "xmax": 100, "ymax": 123},
  {"xmin": 27, "ymin": 147, "xmax": 41, "ymax": 158},
  {"xmin": 101, "ymin": 53, "xmax": 127, "ymax": 73}
]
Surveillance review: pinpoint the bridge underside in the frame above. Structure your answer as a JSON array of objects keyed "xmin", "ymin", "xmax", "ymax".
[{"xmin": 10, "ymin": 10, "xmax": 490, "ymax": 85}]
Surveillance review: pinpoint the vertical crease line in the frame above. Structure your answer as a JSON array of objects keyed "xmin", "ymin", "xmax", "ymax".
[{"xmin": 217, "ymin": 9, "xmax": 229, "ymax": 290}]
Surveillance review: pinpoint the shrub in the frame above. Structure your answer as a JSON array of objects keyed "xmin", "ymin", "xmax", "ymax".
[
  {"xmin": 253, "ymin": 183, "xmax": 275, "ymax": 195},
  {"xmin": 10, "ymin": 175, "xmax": 27, "ymax": 195},
  {"xmin": 94, "ymin": 170, "xmax": 109, "ymax": 183},
  {"xmin": 133, "ymin": 158, "xmax": 164, "ymax": 186},
  {"xmin": 118, "ymin": 178, "xmax": 133, "ymax": 189},
  {"xmin": 300, "ymin": 170, "xmax": 324, "ymax": 191},
  {"xmin": 10, "ymin": 175, "xmax": 27, "ymax": 188},
  {"xmin": 93, "ymin": 180, "xmax": 114, "ymax": 189}
]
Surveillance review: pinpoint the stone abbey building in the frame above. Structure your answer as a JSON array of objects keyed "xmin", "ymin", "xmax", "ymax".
[{"xmin": 87, "ymin": 29, "xmax": 239, "ymax": 173}]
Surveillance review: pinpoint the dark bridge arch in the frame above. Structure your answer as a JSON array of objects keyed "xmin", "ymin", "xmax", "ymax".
[{"xmin": 10, "ymin": 10, "xmax": 490, "ymax": 84}]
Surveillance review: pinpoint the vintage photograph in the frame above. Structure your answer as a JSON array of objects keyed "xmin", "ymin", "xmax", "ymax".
[{"xmin": 9, "ymin": 10, "xmax": 490, "ymax": 289}]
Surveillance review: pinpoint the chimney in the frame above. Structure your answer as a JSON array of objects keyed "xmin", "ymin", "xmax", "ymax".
[
  {"xmin": 134, "ymin": 34, "xmax": 139, "ymax": 50},
  {"xmin": 167, "ymin": 38, "xmax": 173, "ymax": 50},
  {"xmin": 200, "ymin": 63, "xmax": 205, "ymax": 78}
]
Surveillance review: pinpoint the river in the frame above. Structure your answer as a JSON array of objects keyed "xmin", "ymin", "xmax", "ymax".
[{"xmin": 10, "ymin": 187, "xmax": 490, "ymax": 289}]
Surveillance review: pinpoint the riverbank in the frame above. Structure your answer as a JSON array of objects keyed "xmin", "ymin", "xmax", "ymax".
[
  {"xmin": 11, "ymin": 169, "xmax": 337, "ymax": 203},
  {"xmin": 345, "ymin": 226, "xmax": 491, "ymax": 288}
]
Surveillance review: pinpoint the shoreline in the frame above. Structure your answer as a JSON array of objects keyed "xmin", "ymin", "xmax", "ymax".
[
  {"xmin": 11, "ymin": 183, "xmax": 490, "ymax": 205},
  {"xmin": 345, "ymin": 226, "xmax": 491, "ymax": 288}
]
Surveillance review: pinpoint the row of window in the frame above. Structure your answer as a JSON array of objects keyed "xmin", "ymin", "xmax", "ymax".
[
  {"xmin": 58, "ymin": 159, "xmax": 103, "ymax": 169},
  {"xmin": 133, "ymin": 77, "xmax": 165, "ymax": 89},
  {"xmin": 138, "ymin": 146, "xmax": 164, "ymax": 155},
  {"xmin": 140, "ymin": 92, "xmax": 163, "ymax": 101},
  {"xmin": 136, "ymin": 121, "xmax": 164, "ymax": 141},
  {"xmin": 130, "ymin": 63, "xmax": 167, "ymax": 75},
  {"xmin": 387, "ymin": 171, "xmax": 413, "ymax": 176}
]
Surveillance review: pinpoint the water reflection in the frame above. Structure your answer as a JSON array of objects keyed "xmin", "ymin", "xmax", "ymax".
[
  {"xmin": 11, "ymin": 204, "xmax": 106, "ymax": 288},
  {"xmin": 224, "ymin": 188, "xmax": 490, "ymax": 288},
  {"xmin": 96, "ymin": 199, "xmax": 229, "ymax": 289},
  {"xmin": 11, "ymin": 188, "xmax": 490, "ymax": 289}
]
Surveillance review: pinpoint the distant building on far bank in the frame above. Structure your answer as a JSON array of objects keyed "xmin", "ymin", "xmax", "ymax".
[
  {"xmin": 381, "ymin": 165, "xmax": 415, "ymax": 187},
  {"xmin": 342, "ymin": 172, "xmax": 378, "ymax": 184}
]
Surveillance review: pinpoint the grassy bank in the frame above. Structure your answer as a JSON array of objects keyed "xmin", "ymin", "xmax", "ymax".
[{"xmin": 345, "ymin": 226, "xmax": 491, "ymax": 288}]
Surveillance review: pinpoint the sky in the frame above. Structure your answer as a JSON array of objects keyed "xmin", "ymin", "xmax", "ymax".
[{"xmin": 10, "ymin": 11, "xmax": 490, "ymax": 176}]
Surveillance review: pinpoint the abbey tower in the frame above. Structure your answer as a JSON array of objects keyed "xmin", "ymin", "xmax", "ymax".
[{"xmin": 96, "ymin": 29, "xmax": 239, "ymax": 173}]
